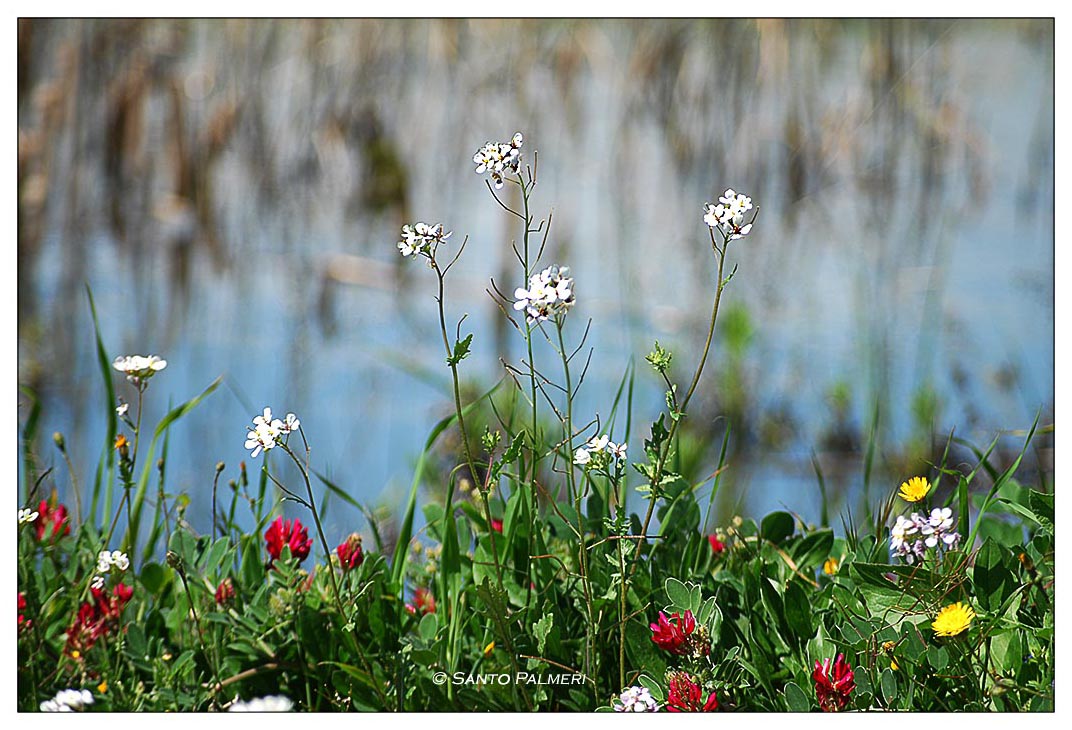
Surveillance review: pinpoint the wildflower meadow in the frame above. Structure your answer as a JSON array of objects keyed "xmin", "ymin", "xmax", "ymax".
[{"xmin": 15, "ymin": 122, "xmax": 1055, "ymax": 714}]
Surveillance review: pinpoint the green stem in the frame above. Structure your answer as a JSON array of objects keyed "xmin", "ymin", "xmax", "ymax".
[{"xmin": 629, "ymin": 230, "xmax": 730, "ymax": 579}]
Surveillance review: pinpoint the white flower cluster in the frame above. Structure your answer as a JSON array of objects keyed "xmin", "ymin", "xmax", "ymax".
[
  {"xmin": 40, "ymin": 688, "xmax": 95, "ymax": 712},
  {"xmin": 574, "ymin": 434, "xmax": 627, "ymax": 466},
  {"xmin": 228, "ymin": 695, "xmax": 294, "ymax": 712},
  {"xmin": 703, "ymin": 188, "xmax": 754, "ymax": 240},
  {"xmin": 97, "ymin": 549, "xmax": 130, "ymax": 574},
  {"xmin": 890, "ymin": 507, "xmax": 961, "ymax": 564},
  {"xmin": 18, "ymin": 507, "xmax": 39, "ymax": 524},
  {"xmin": 513, "ymin": 265, "xmax": 575, "ymax": 323},
  {"xmin": 473, "ymin": 132, "xmax": 523, "ymax": 189},
  {"xmin": 397, "ymin": 222, "xmax": 452, "ymax": 259},
  {"xmin": 244, "ymin": 407, "xmax": 300, "ymax": 458},
  {"xmin": 113, "ymin": 354, "xmax": 167, "ymax": 385},
  {"xmin": 613, "ymin": 685, "xmax": 659, "ymax": 712}
]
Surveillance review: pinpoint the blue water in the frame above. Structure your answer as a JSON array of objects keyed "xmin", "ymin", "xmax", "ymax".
[{"xmin": 18, "ymin": 20, "xmax": 1053, "ymax": 550}]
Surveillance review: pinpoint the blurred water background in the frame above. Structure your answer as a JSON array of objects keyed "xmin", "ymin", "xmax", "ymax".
[{"xmin": 17, "ymin": 18, "xmax": 1054, "ymax": 548}]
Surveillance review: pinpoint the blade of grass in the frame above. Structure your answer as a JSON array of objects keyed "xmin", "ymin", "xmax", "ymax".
[
  {"xmin": 124, "ymin": 376, "xmax": 222, "ymax": 554},
  {"xmin": 86, "ymin": 285, "xmax": 118, "ymax": 526}
]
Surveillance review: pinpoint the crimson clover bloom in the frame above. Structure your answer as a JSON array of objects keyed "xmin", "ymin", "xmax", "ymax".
[
  {"xmin": 34, "ymin": 499, "xmax": 70, "ymax": 542},
  {"xmin": 264, "ymin": 516, "xmax": 312, "ymax": 564},
  {"xmin": 406, "ymin": 586, "xmax": 436, "ymax": 616},
  {"xmin": 813, "ymin": 653, "xmax": 855, "ymax": 712},
  {"xmin": 490, "ymin": 518, "xmax": 504, "ymax": 534},
  {"xmin": 665, "ymin": 672, "xmax": 718, "ymax": 712},
  {"xmin": 336, "ymin": 533, "xmax": 365, "ymax": 571},
  {"xmin": 708, "ymin": 535, "xmax": 725, "ymax": 554},
  {"xmin": 18, "ymin": 592, "xmax": 31, "ymax": 631},
  {"xmin": 65, "ymin": 583, "xmax": 134, "ymax": 657},
  {"xmin": 650, "ymin": 610, "xmax": 699, "ymax": 655},
  {"xmin": 215, "ymin": 578, "xmax": 236, "ymax": 607}
]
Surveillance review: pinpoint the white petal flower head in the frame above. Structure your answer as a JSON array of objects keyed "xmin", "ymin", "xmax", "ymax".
[
  {"xmin": 18, "ymin": 507, "xmax": 39, "ymax": 524},
  {"xmin": 41, "ymin": 688, "xmax": 94, "ymax": 712},
  {"xmin": 929, "ymin": 507, "xmax": 954, "ymax": 531},
  {"xmin": 113, "ymin": 354, "xmax": 167, "ymax": 385},
  {"xmin": 91, "ymin": 575, "xmax": 105, "ymax": 590},
  {"xmin": 282, "ymin": 413, "xmax": 301, "ymax": 434},
  {"xmin": 573, "ymin": 447, "xmax": 591, "ymax": 466},
  {"xmin": 97, "ymin": 551, "xmax": 112, "ymax": 573},
  {"xmin": 116, "ymin": 402, "xmax": 129, "ymax": 417},
  {"xmin": 704, "ymin": 188, "xmax": 756, "ymax": 240},
  {"xmin": 608, "ymin": 441, "xmax": 628, "ymax": 461},
  {"xmin": 513, "ymin": 265, "xmax": 575, "ymax": 323},
  {"xmin": 614, "ymin": 686, "xmax": 658, "ymax": 713},
  {"xmin": 474, "ymin": 132, "xmax": 524, "ymax": 188},
  {"xmin": 245, "ymin": 417, "xmax": 280, "ymax": 458},
  {"xmin": 588, "ymin": 434, "xmax": 610, "ymax": 452},
  {"xmin": 397, "ymin": 222, "xmax": 451, "ymax": 261},
  {"xmin": 111, "ymin": 550, "xmax": 130, "ymax": 571},
  {"xmin": 229, "ymin": 695, "xmax": 294, "ymax": 712}
]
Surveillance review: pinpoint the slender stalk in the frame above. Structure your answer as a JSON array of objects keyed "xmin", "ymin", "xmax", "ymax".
[
  {"xmin": 520, "ymin": 176, "xmax": 540, "ymax": 610},
  {"xmin": 277, "ymin": 441, "xmax": 388, "ymax": 708},
  {"xmin": 629, "ymin": 230, "xmax": 730, "ymax": 579}
]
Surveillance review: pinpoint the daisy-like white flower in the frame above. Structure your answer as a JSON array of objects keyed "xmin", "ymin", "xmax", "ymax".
[
  {"xmin": 513, "ymin": 265, "xmax": 575, "ymax": 323},
  {"xmin": 40, "ymin": 688, "xmax": 95, "ymax": 712},
  {"xmin": 245, "ymin": 407, "xmax": 290, "ymax": 458},
  {"xmin": 397, "ymin": 222, "xmax": 452, "ymax": 260},
  {"xmin": 281, "ymin": 413, "xmax": 301, "ymax": 434},
  {"xmin": 228, "ymin": 695, "xmax": 294, "ymax": 712},
  {"xmin": 18, "ymin": 507, "xmax": 39, "ymax": 524},
  {"xmin": 703, "ymin": 187, "xmax": 756, "ymax": 241},
  {"xmin": 613, "ymin": 685, "xmax": 659, "ymax": 712},
  {"xmin": 96, "ymin": 549, "xmax": 129, "ymax": 574},
  {"xmin": 587, "ymin": 434, "xmax": 610, "ymax": 452},
  {"xmin": 474, "ymin": 132, "xmax": 523, "ymax": 189},
  {"xmin": 112, "ymin": 355, "xmax": 167, "ymax": 385}
]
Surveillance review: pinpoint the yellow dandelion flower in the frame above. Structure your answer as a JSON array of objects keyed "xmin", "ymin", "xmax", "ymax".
[
  {"xmin": 898, "ymin": 476, "xmax": 931, "ymax": 502},
  {"xmin": 98, "ymin": 680, "xmax": 108, "ymax": 694},
  {"xmin": 823, "ymin": 557, "xmax": 840, "ymax": 575},
  {"xmin": 932, "ymin": 602, "xmax": 976, "ymax": 637}
]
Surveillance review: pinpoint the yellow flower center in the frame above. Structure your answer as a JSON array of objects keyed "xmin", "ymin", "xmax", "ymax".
[{"xmin": 932, "ymin": 601, "xmax": 976, "ymax": 637}]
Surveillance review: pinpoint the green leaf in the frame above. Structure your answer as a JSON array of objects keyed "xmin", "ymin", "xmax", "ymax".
[
  {"xmin": 784, "ymin": 681, "xmax": 811, "ymax": 712},
  {"xmin": 533, "ymin": 612, "xmax": 554, "ymax": 655},
  {"xmin": 783, "ymin": 579, "xmax": 814, "ymax": 641},
  {"xmin": 790, "ymin": 529, "xmax": 834, "ymax": 570},
  {"xmin": 638, "ymin": 673, "xmax": 665, "ymax": 704},
  {"xmin": 926, "ymin": 644, "xmax": 949, "ymax": 671},
  {"xmin": 880, "ymin": 668, "xmax": 898, "ymax": 706},
  {"xmin": 447, "ymin": 333, "xmax": 473, "ymax": 367},
  {"xmin": 664, "ymin": 577, "xmax": 691, "ymax": 612},
  {"xmin": 760, "ymin": 511, "xmax": 794, "ymax": 545},
  {"xmin": 139, "ymin": 562, "xmax": 170, "ymax": 595},
  {"xmin": 240, "ymin": 534, "xmax": 265, "ymax": 589},
  {"xmin": 418, "ymin": 612, "xmax": 437, "ymax": 641},
  {"xmin": 973, "ymin": 538, "xmax": 1018, "ymax": 613}
]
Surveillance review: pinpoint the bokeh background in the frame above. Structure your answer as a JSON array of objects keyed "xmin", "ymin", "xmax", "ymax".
[{"xmin": 17, "ymin": 18, "xmax": 1054, "ymax": 544}]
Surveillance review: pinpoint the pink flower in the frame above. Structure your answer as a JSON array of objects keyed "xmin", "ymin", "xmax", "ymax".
[
  {"xmin": 708, "ymin": 535, "xmax": 725, "ymax": 554},
  {"xmin": 65, "ymin": 583, "xmax": 134, "ymax": 657},
  {"xmin": 264, "ymin": 516, "xmax": 312, "ymax": 564},
  {"xmin": 34, "ymin": 499, "xmax": 70, "ymax": 542},
  {"xmin": 490, "ymin": 518, "xmax": 503, "ymax": 534},
  {"xmin": 666, "ymin": 672, "xmax": 718, "ymax": 712},
  {"xmin": 336, "ymin": 533, "xmax": 365, "ymax": 571},
  {"xmin": 18, "ymin": 592, "xmax": 31, "ymax": 631},
  {"xmin": 649, "ymin": 610, "xmax": 698, "ymax": 655},
  {"xmin": 813, "ymin": 653, "xmax": 855, "ymax": 712}
]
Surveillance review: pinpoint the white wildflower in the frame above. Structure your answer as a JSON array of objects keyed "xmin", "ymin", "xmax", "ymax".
[
  {"xmin": 513, "ymin": 265, "xmax": 575, "ymax": 323},
  {"xmin": 40, "ymin": 688, "xmax": 94, "ymax": 712},
  {"xmin": 573, "ymin": 447, "xmax": 591, "ymax": 466},
  {"xmin": 614, "ymin": 685, "xmax": 658, "ymax": 712},
  {"xmin": 116, "ymin": 401, "xmax": 129, "ymax": 418},
  {"xmin": 18, "ymin": 507, "xmax": 39, "ymax": 524},
  {"xmin": 112, "ymin": 355, "xmax": 167, "ymax": 385},
  {"xmin": 91, "ymin": 575, "xmax": 105, "ymax": 590},
  {"xmin": 474, "ymin": 132, "xmax": 523, "ymax": 189},
  {"xmin": 608, "ymin": 441, "xmax": 628, "ymax": 461},
  {"xmin": 587, "ymin": 434, "xmax": 610, "ymax": 452},
  {"xmin": 228, "ymin": 695, "xmax": 294, "ymax": 712},
  {"xmin": 703, "ymin": 187, "xmax": 756, "ymax": 241},
  {"xmin": 397, "ymin": 222, "xmax": 452, "ymax": 260}
]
